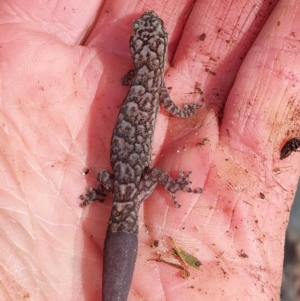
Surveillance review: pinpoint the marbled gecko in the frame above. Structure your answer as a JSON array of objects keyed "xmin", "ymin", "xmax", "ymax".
[{"xmin": 80, "ymin": 11, "xmax": 202, "ymax": 301}]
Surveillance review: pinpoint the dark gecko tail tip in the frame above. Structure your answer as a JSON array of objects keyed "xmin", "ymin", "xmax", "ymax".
[{"xmin": 103, "ymin": 232, "xmax": 138, "ymax": 301}]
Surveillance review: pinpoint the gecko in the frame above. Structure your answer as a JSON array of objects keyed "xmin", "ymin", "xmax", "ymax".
[{"xmin": 80, "ymin": 11, "xmax": 202, "ymax": 301}]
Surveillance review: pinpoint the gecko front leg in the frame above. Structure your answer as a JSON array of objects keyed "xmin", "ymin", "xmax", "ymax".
[{"xmin": 160, "ymin": 82, "xmax": 199, "ymax": 117}]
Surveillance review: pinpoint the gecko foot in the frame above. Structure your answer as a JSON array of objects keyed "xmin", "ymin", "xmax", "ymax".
[
  {"xmin": 168, "ymin": 171, "xmax": 202, "ymax": 208},
  {"xmin": 80, "ymin": 186, "xmax": 107, "ymax": 207},
  {"xmin": 80, "ymin": 169, "xmax": 113, "ymax": 208}
]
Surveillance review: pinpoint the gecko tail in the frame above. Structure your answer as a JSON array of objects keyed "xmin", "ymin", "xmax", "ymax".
[{"xmin": 102, "ymin": 231, "xmax": 138, "ymax": 301}]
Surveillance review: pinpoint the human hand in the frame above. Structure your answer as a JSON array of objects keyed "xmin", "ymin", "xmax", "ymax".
[{"xmin": 0, "ymin": 1, "xmax": 297, "ymax": 300}]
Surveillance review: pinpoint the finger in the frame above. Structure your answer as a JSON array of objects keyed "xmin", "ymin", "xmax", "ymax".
[
  {"xmin": 158, "ymin": 0, "xmax": 279, "ymax": 189},
  {"xmin": 201, "ymin": 1, "xmax": 300, "ymax": 299},
  {"xmin": 166, "ymin": 0, "xmax": 279, "ymax": 110},
  {"xmin": 221, "ymin": 0, "xmax": 300, "ymax": 188}
]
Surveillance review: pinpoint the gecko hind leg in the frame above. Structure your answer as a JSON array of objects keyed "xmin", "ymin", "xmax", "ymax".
[
  {"xmin": 80, "ymin": 170, "xmax": 113, "ymax": 207},
  {"xmin": 144, "ymin": 167, "xmax": 202, "ymax": 208}
]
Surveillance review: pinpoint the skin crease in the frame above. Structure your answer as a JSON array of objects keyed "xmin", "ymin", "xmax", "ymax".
[{"xmin": 0, "ymin": 0, "xmax": 299, "ymax": 300}]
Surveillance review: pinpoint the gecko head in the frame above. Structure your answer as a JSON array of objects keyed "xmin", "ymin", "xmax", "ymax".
[
  {"xmin": 129, "ymin": 11, "xmax": 168, "ymax": 71},
  {"xmin": 131, "ymin": 10, "xmax": 168, "ymax": 42}
]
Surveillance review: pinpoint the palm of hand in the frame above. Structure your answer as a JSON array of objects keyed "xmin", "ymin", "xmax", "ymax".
[{"xmin": 1, "ymin": 1, "xmax": 298, "ymax": 300}]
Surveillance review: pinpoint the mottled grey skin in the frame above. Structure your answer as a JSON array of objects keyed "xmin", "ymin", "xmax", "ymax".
[{"xmin": 80, "ymin": 11, "xmax": 202, "ymax": 301}]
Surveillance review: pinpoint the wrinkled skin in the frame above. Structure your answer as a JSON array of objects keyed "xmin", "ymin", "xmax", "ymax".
[{"xmin": 0, "ymin": 0, "xmax": 299, "ymax": 300}]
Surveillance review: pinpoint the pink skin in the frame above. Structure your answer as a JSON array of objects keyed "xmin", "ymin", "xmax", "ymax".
[{"xmin": 0, "ymin": 0, "xmax": 298, "ymax": 300}]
